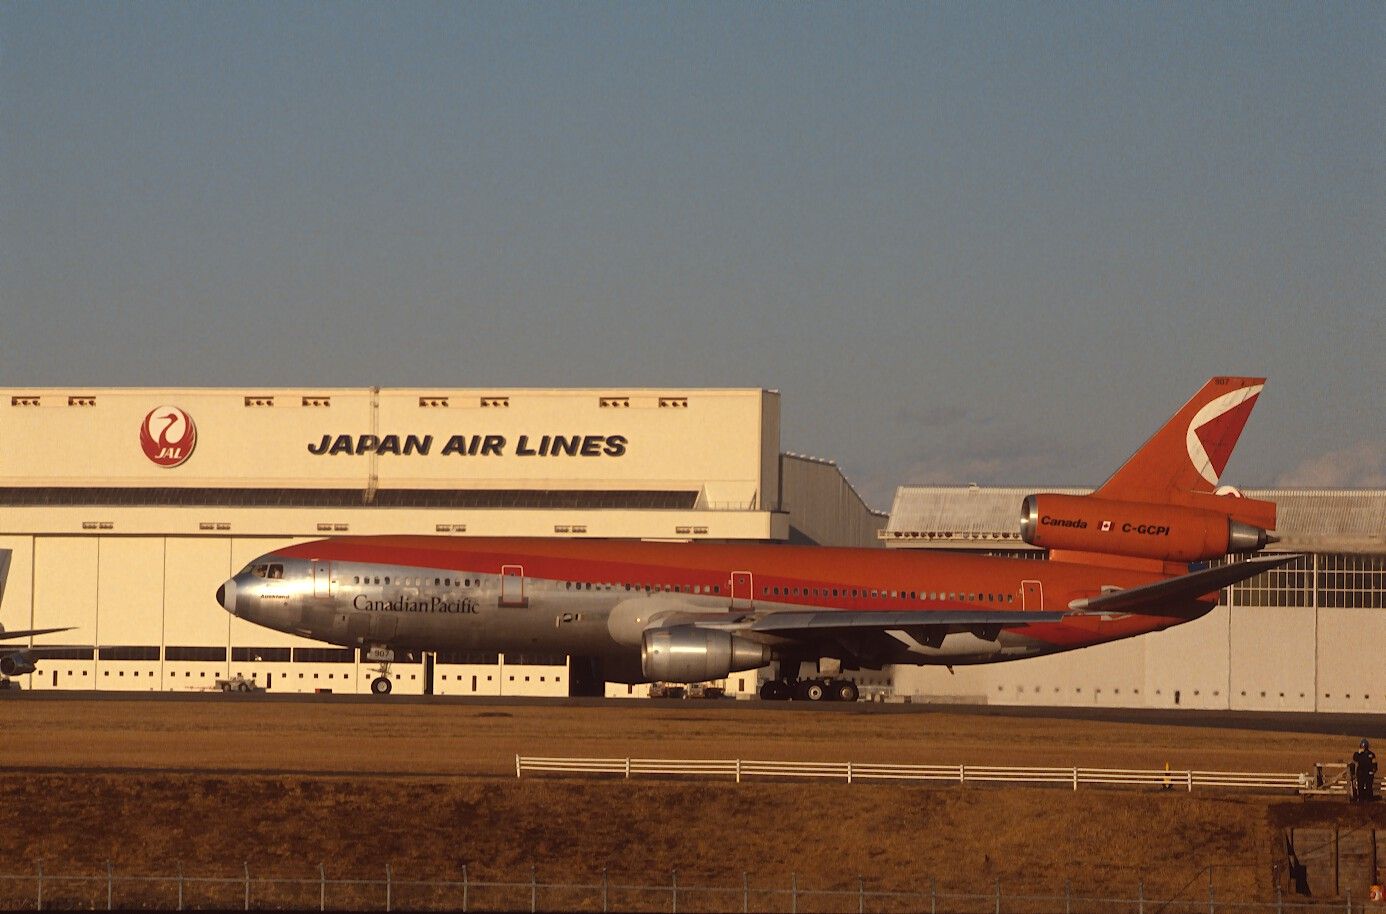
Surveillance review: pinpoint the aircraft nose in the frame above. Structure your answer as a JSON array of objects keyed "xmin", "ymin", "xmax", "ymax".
[{"xmin": 218, "ymin": 579, "xmax": 237, "ymax": 615}]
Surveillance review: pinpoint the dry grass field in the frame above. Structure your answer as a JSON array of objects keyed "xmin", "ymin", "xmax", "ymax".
[{"xmin": 0, "ymin": 698, "xmax": 1380, "ymax": 911}]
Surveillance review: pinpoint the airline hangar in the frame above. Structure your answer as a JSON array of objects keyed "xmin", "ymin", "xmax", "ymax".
[
  {"xmin": 0, "ymin": 387, "xmax": 883, "ymax": 697},
  {"xmin": 882, "ymin": 485, "xmax": 1386, "ymax": 714}
]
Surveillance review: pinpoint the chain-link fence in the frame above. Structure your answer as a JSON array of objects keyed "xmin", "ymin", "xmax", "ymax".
[{"xmin": 0, "ymin": 862, "xmax": 1376, "ymax": 913}]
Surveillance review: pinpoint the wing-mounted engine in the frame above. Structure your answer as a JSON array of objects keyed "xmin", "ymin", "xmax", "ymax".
[
  {"xmin": 1020, "ymin": 493, "xmax": 1273, "ymax": 563},
  {"xmin": 641, "ymin": 626, "xmax": 771, "ymax": 683},
  {"xmin": 0, "ymin": 650, "xmax": 36, "ymax": 677}
]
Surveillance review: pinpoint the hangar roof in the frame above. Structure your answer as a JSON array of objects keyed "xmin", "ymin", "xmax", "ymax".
[{"xmin": 883, "ymin": 486, "xmax": 1386, "ymax": 554}]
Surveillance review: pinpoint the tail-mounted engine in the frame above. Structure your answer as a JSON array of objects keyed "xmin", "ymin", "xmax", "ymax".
[
  {"xmin": 0, "ymin": 651, "xmax": 36, "ymax": 677},
  {"xmin": 641, "ymin": 627, "xmax": 771, "ymax": 683},
  {"xmin": 1020, "ymin": 494, "xmax": 1272, "ymax": 563}
]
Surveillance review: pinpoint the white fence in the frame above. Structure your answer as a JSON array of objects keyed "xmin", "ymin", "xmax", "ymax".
[{"xmin": 515, "ymin": 755, "xmax": 1323, "ymax": 793}]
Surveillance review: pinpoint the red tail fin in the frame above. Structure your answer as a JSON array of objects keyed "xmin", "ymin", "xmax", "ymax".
[
  {"xmin": 1047, "ymin": 377, "xmax": 1276, "ymax": 571},
  {"xmin": 1096, "ymin": 377, "xmax": 1267, "ymax": 511}
]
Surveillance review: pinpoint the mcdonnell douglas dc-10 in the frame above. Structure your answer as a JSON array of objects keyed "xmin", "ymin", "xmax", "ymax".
[{"xmin": 218, "ymin": 377, "xmax": 1292, "ymax": 700}]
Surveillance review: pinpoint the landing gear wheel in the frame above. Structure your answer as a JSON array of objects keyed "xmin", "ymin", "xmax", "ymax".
[
  {"xmin": 760, "ymin": 680, "xmax": 790, "ymax": 701},
  {"xmin": 371, "ymin": 676, "xmax": 393, "ymax": 695},
  {"xmin": 831, "ymin": 680, "xmax": 859, "ymax": 703},
  {"xmin": 803, "ymin": 681, "xmax": 827, "ymax": 702},
  {"xmin": 236, "ymin": 682, "xmax": 252, "ymax": 693}
]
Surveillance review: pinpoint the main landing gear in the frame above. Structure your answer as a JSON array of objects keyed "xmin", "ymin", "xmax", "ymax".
[{"xmin": 759, "ymin": 677, "xmax": 859, "ymax": 703}]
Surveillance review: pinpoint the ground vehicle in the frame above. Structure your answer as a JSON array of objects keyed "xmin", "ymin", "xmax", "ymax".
[{"xmin": 215, "ymin": 674, "xmax": 259, "ymax": 693}]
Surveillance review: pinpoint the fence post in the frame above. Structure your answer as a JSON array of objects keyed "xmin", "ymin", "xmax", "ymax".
[
  {"xmin": 1064, "ymin": 879, "xmax": 1071, "ymax": 914},
  {"xmin": 672, "ymin": 868, "xmax": 678, "ymax": 914},
  {"xmin": 244, "ymin": 861, "xmax": 250, "ymax": 911},
  {"xmin": 931, "ymin": 876, "xmax": 937, "ymax": 914},
  {"xmin": 602, "ymin": 867, "xmax": 608, "ymax": 913},
  {"xmin": 736, "ymin": 758, "xmax": 741, "ymax": 784},
  {"xmin": 792, "ymin": 872, "xmax": 798, "ymax": 914},
  {"xmin": 36, "ymin": 859, "xmax": 42, "ymax": 912},
  {"xmin": 320, "ymin": 862, "xmax": 326, "ymax": 913},
  {"xmin": 177, "ymin": 860, "xmax": 183, "ymax": 911},
  {"xmin": 1276, "ymin": 883, "xmax": 1283, "ymax": 914},
  {"xmin": 959, "ymin": 764, "xmax": 966, "ymax": 786},
  {"xmin": 858, "ymin": 875, "xmax": 864, "ymax": 914},
  {"xmin": 1187, "ymin": 769, "xmax": 1193, "ymax": 792},
  {"xmin": 385, "ymin": 863, "xmax": 392, "ymax": 913},
  {"xmin": 531, "ymin": 862, "xmax": 537, "ymax": 913},
  {"xmin": 994, "ymin": 876, "xmax": 1001, "ymax": 914},
  {"xmin": 462, "ymin": 864, "xmax": 468, "ymax": 913},
  {"xmin": 1138, "ymin": 878, "xmax": 1144, "ymax": 914},
  {"xmin": 1072, "ymin": 767, "xmax": 1078, "ymax": 791},
  {"xmin": 1207, "ymin": 866, "xmax": 1214, "ymax": 914},
  {"xmin": 107, "ymin": 860, "xmax": 113, "ymax": 911},
  {"xmin": 625, "ymin": 757, "xmax": 631, "ymax": 779},
  {"xmin": 1345, "ymin": 889, "xmax": 1351, "ymax": 913},
  {"xmin": 743, "ymin": 872, "xmax": 748, "ymax": 914},
  {"xmin": 847, "ymin": 761, "xmax": 853, "ymax": 784},
  {"xmin": 515, "ymin": 754, "xmax": 521, "ymax": 777}
]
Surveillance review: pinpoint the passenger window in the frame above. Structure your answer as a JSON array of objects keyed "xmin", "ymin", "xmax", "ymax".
[
  {"xmin": 713, "ymin": 585, "xmax": 720, "ymax": 594},
  {"xmin": 268, "ymin": 565, "xmax": 283, "ymax": 579}
]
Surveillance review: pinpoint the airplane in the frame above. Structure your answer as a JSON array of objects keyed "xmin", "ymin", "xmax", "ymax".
[
  {"xmin": 0, "ymin": 549, "xmax": 74, "ymax": 689},
  {"xmin": 217, "ymin": 377, "xmax": 1295, "ymax": 700}
]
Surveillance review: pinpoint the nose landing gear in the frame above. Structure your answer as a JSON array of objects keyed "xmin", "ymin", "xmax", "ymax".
[{"xmin": 366, "ymin": 645, "xmax": 395, "ymax": 696}]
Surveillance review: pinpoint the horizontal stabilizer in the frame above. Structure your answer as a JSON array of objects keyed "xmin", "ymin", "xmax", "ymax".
[
  {"xmin": 749, "ymin": 609, "xmax": 1068, "ymax": 635},
  {"xmin": 1068, "ymin": 554, "xmax": 1298, "ymax": 618}
]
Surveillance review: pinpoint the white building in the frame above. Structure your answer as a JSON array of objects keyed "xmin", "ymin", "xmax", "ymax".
[
  {"xmin": 0, "ymin": 387, "xmax": 883, "ymax": 695},
  {"xmin": 882, "ymin": 486, "xmax": 1386, "ymax": 714}
]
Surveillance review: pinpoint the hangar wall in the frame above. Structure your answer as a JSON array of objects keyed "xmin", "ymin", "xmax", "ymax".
[
  {"xmin": 886, "ymin": 486, "xmax": 1386, "ymax": 714},
  {"xmin": 0, "ymin": 386, "xmax": 879, "ymax": 695}
]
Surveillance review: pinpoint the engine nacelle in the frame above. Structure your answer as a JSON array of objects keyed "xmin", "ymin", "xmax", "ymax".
[
  {"xmin": 641, "ymin": 627, "xmax": 771, "ymax": 683},
  {"xmin": 1020, "ymin": 494, "xmax": 1271, "ymax": 563},
  {"xmin": 0, "ymin": 651, "xmax": 36, "ymax": 677}
]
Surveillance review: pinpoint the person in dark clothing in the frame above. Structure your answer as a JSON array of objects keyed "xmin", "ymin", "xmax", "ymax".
[{"xmin": 1351, "ymin": 739, "xmax": 1377, "ymax": 802}]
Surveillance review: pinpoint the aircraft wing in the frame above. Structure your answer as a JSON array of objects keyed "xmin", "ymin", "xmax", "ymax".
[
  {"xmin": 0, "ymin": 626, "xmax": 75, "ymax": 641},
  {"xmin": 1067, "ymin": 554, "xmax": 1298, "ymax": 618},
  {"xmin": 747, "ymin": 610, "xmax": 1068, "ymax": 636}
]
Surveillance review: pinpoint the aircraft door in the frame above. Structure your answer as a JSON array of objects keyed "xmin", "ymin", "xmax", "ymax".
[
  {"xmin": 311, "ymin": 561, "xmax": 332, "ymax": 598},
  {"xmin": 1021, "ymin": 580, "xmax": 1043, "ymax": 610},
  {"xmin": 730, "ymin": 571, "xmax": 754, "ymax": 611},
  {"xmin": 500, "ymin": 565, "xmax": 529, "ymax": 608}
]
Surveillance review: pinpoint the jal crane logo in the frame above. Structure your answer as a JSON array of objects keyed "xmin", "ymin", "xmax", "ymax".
[{"xmin": 140, "ymin": 406, "xmax": 197, "ymax": 468}]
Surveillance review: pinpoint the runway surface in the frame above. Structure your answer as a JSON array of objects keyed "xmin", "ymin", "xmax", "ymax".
[{"xmin": 5, "ymin": 688, "xmax": 1384, "ymax": 738}]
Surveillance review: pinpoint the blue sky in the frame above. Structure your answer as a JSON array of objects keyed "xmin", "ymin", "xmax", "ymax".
[{"xmin": 3, "ymin": 2, "xmax": 1382, "ymax": 508}]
